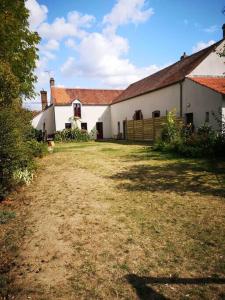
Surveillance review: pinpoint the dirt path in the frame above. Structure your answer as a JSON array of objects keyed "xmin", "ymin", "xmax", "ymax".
[
  {"xmin": 4, "ymin": 142, "xmax": 225, "ymax": 299},
  {"xmin": 11, "ymin": 144, "xmax": 122, "ymax": 299}
]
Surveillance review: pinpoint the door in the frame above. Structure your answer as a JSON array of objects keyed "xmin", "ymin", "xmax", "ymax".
[
  {"xmin": 96, "ymin": 122, "xmax": 103, "ymax": 139},
  {"xmin": 185, "ymin": 113, "xmax": 194, "ymax": 132},
  {"xmin": 123, "ymin": 120, "xmax": 127, "ymax": 139},
  {"xmin": 185, "ymin": 113, "xmax": 193, "ymax": 125}
]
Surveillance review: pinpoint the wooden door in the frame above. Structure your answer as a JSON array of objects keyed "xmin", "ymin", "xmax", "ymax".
[{"xmin": 96, "ymin": 122, "xmax": 103, "ymax": 139}]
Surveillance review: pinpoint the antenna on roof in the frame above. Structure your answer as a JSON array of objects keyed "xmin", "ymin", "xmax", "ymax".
[{"xmin": 44, "ymin": 70, "xmax": 54, "ymax": 78}]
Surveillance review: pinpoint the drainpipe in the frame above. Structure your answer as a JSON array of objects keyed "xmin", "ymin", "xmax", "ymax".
[{"xmin": 179, "ymin": 81, "xmax": 183, "ymax": 118}]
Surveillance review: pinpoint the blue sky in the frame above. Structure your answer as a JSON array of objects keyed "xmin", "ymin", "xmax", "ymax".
[{"xmin": 25, "ymin": 0, "xmax": 225, "ymax": 109}]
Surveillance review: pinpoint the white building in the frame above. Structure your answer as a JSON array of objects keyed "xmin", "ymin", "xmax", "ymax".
[{"xmin": 32, "ymin": 35, "xmax": 225, "ymax": 140}]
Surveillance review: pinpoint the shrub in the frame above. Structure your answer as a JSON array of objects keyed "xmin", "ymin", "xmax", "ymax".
[
  {"xmin": 0, "ymin": 106, "xmax": 46, "ymax": 200},
  {"xmin": 54, "ymin": 127, "xmax": 91, "ymax": 142},
  {"xmin": 153, "ymin": 111, "xmax": 225, "ymax": 158},
  {"xmin": 28, "ymin": 128, "xmax": 43, "ymax": 142},
  {"xmin": 161, "ymin": 109, "xmax": 182, "ymax": 143},
  {"xmin": 27, "ymin": 139, "xmax": 48, "ymax": 158}
]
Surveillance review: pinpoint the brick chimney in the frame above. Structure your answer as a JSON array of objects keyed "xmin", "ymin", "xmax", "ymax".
[
  {"xmin": 223, "ymin": 24, "xmax": 225, "ymax": 39},
  {"xmin": 50, "ymin": 77, "xmax": 55, "ymax": 87},
  {"xmin": 40, "ymin": 90, "xmax": 47, "ymax": 111}
]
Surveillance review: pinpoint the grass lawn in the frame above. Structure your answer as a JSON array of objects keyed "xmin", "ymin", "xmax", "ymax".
[{"xmin": 1, "ymin": 141, "xmax": 225, "ymax": 299}]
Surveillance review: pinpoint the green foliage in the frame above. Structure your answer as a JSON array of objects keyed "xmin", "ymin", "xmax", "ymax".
[
  {"xmin": 54, "ymin": 128, "xmax": 92, "ymax": 142},
  {"xmin": 27, "ymin": 140, "xmax": 48, "ymax": 158},
  {"xmin": 0, "ymin": 1, "xmax": 41, "ymax": 200},
  {"xmin": 0, "ymin": 106, "xmax": 33, "ymax": 198},
  {"xmin": 154, "ymin": 111, "xmax": 225, "ymax": 158},
  {"xmin": 0, "ymin": 0, "xmax": 40, "ymax": 100},
  {"xmin": 161, "ymin": 109, "xmax": 181, "ymax": 143},
  {"xmin": 27, "ymin": 127, "xmax": 43, "ymax": 142},
  {"xmin": 0, "ymin": 210, "xmax": 15, "ymax": 224}
]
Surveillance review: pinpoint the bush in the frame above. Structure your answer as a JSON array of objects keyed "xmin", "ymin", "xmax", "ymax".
[
  {"xmin": 28, "ymin": 128, "xmax": 43, "ymax": 142},
  {"xmin": 54, "ymin": 127, "xmax": 91, "ymax": 142},
  {"xmin": 27, "ymin": 139, "xmax": 48, "ymax": 158},
  {"xmin": 0, "ymin": 106, "xmax": 47, "ymax": 200},
  {"xmin": 153, "ymin": 111, "xmax": 225, "ymax": 158}
]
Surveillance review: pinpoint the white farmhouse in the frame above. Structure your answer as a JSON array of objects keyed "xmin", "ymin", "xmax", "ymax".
[{"xmin": 32, "ymin": 30, "xmax": 225, "ymax": 140}]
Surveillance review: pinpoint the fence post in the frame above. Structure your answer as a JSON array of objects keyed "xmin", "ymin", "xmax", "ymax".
[{"xmin": 153, "ymin": 117, "xmax": 155, "ymax": 141}]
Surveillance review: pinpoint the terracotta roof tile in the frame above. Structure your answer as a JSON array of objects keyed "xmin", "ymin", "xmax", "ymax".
[
  {"xmin": 112, "ymin": 40, "xmax": 222, "ymax": 104},
  {"xmin": 51, "ymin": 88, "xmax": 123, "ymax": 105},
  {"xmin": 189, "ymin": 77, "xmax": 225, "ymax": 95}
]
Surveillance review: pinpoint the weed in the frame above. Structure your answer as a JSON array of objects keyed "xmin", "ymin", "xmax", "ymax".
[{"xmin": 0, "ymin": 210, "xmax": 15, "ymax": 224}]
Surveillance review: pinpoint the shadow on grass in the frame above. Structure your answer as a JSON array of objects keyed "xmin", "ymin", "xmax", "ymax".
[
  {"xmin": 125, "ymin": 274, "xmax": 225, "ymax": 300},
  {"xmin": 110, "ymin": 159, "xmax": 225, "ymax": 198}
]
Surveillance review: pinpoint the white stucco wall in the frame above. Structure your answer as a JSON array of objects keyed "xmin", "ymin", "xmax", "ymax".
[
  {"xmin": 183, "ymin": 78, "xmax": 223, "ymax": 130},
  {"xmin": 54, "ymin": 101, "xmax": 112, "ymax": 138},
  {"xmin": 189, "ymin": 41, "xmax": 225, "ymax": 76},
  {"xmin": 222, "ymin": 96, "xmax": 225, "ymax": 126},
  {"xmin": 110, "ymin": 83, "xmax": 180, "ymax": 136},
  {"xmin": 32, "ymin": 105, "xmax": 55, "ymax": 135}
]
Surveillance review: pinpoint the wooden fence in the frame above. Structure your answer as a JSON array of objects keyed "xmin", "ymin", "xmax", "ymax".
[{"xmin": 126, "ymin": 116, "xmax": 183, "ymax": 141}]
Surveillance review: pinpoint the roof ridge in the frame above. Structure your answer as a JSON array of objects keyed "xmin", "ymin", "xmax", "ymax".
[
  {"xmin": 51, "ymin": 86, "xmax": 123, "ymax": 91},
  {"xmin": 127, "ymin": 40, "xmax": 222, "ymax": 89},
  {"xmin": 112, "ymin": 39, "xmax": 223, "ymax": 104}
]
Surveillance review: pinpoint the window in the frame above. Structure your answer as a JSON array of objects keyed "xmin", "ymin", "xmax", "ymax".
[
  {"xmin": 81, "ymin": 122, "xmax": 87, "ymax": 130},
  {"xmin": 118, "ymin": 121, "xmax": 120, "ymax": 134},
  {"xmin": 152, "ymin": 110, "xmax": 160, "ymax": 118},
  {"xmin": 74, "ymin": 103, "xmax": 81, "ymax": 118},
  {"xmin": 205, "ymin": 112, "xmax": 209, "ymax": 123},
  {"xmin": 133, "ymin": 110, "xmax": 143, "ymax": 120},
  {"xmin": 65, "ymin": 123, "xmax": 71, "ymax": 129}
]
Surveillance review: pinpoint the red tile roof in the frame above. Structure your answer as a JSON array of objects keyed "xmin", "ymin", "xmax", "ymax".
[
  {"xmin": 112, "ymin": 40, "xmax": 222, "ymax": 104},
  {"xmin": 189, "ymin": 77, "xmax": 225, "ymax": 95},
  {"xmin": 51, "ymin": 87, "xmax": 123, "ymax": 105}
]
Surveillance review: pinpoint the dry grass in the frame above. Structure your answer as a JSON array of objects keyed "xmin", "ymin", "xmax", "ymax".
[{"xmin": 1, "ymin": 141, "xmax": 225, "ymax": 299}]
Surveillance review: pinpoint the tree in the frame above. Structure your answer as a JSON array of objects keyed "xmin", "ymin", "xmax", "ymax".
[
  {"xmin": 0, "ymin": 0, "xmax": 40, "ymax": 102},
  {"xmin": 0, "ymin": 0, "xmax": 40, "ymax": 199}
]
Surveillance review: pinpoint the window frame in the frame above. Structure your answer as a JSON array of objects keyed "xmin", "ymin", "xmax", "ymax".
[
  {"xmin": 133, "ymin": 110, "xmax": 143, "ymax": 120},
  {"xmin": 81, "ymin": 122, "xmax": 88, "ymax": 130},
  {"xmin": 152, "ymin": 110, "xmax": 160, "ymax": 118},
  {"xmin": 73, "ymin": 103, "xmax": 81, "ymax": 118},
  {"xmin": 65, "ymin": 123, "xmax": 72, "ymax": 129}
]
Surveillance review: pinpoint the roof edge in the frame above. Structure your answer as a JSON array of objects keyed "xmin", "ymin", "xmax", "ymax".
[
  {"xmin": 188, "ymin": 76, "xmax": 225, "ymax": 95},
  {"xmin": 111, "ymin": 81, "xmax": 183, "ymax": 105}
]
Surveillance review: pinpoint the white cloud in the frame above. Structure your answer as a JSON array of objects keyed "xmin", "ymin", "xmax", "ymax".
[
  {"xmin": 65, "ymin": 38, "xmax": 78, "ymax": 50},
  {"xmin": 61, "ymin": 32, "xmax": 164, "ymax": 88},
  {"xmin": 203, "ymin": 25, "xmax": 218, "ymax": 33},
  {"xmin": 32, "ymin": 0, "xmax": 157, "ymax": 94},
  {"xmin": 38, "ymin": 11, "xmax": 95, "ymax": 40},
  {"xmin": 192, "ymin": 40, "xmax": 215, "ymax": 53},
  {"xmin": 25, "ymin": 0, "xmax": 48, "ymax": 30},
  {"xmin": 44, "ymin": 39, "xmax": 60, "ymax": 50},
  {"xmin": 103, "ymin": 0, "xmax": 154, "ymax": 32},
  {"xmin": 60, "ymin": 0, "xmax": 156, "ymax": 88}
]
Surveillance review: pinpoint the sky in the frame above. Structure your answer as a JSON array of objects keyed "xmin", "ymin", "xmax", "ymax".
[{"xmin": 24, "ymin": 0, "xmax": 225, "ymax": 110}]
